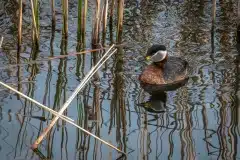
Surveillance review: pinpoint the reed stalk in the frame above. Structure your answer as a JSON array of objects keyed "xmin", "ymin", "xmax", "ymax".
[
  {"xmin": 31, "ymin": 45, "xmax": 119, "ymax": 151},
  {"xmin": 109, "ymin": 0, "xmax": 115, "ymax": 43},
  {"xmin": 212, "ymin": 0, "xmax": 216, "ymax": 27},
  {"xmin": 211, "ymin": 0, "xmax": 216, "ymax": 55},
  {"xmin": 18, "ymin": 0, "xmax": 23, "ymax": 51},
  {"xmin": 102, "ymin": 0, "xmax": 108, "ymax": 45},
  {"xmin": 238, "ymin": 0, "xmax": 240, "ymax": 44},
  {"xmin": 77, "ymin": 0, "xmax": 83, "ymax": 42},
  {"xmin": 110, "ymin": 0, "xmax": 115, "ymax": 21},
  {"xmin": 92, "ymin": 0, "xmax": 101, "ymax": 44},
  {"xmin": 62, "ymin": 0, "xmax": 68, "ymax": 38},
  {"xmin": 82, "ymin": 0, "xmax": 88, "ymax": 43},
  {"xmin": 0, "ymin": 36, "xmax": 3, "ymax": 48},
  {"xmin": 0, "ymin": 81, "xmax": 74, "ymax": 122},
  {"xmin": 51, "ymin": 0, "xmax": 56, "ymax": 28},
  {"xmin": 117, "ymin": 0, "xmax": 124, "ymax": 43},
  {"xmin": 30, "ymin": 0, "xmax": 39, "ymax": 45},
  {"xmin": 238, "ymin": 0, "xmax": 240, "ymax": 20}
]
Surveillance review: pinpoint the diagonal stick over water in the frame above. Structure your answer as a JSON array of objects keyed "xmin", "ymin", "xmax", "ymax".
[
  {"xmin": 31, "ymin": 45, "xmax": 126, "ymax": 154},
  {"xmin": 0, "ymin": 81, "xmax": 74, "ymax": 122}
]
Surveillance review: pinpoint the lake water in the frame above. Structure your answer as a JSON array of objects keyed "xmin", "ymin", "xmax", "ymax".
[{"xmin": 0, "ymin": 0, "xmax": 239, "ymax": 160}]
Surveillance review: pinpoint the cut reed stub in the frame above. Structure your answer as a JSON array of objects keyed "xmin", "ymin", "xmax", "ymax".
[
  {"xmin": 30, "ymin": 0, "xmax": 39, "ymax": 45},
  {"xmin": 62, "ymin": 0, "xmax": 69, "ymax": 38},
  {"xmin": 117, "ymin": 0, "xmax": 124, "ymax": 43},
  {"xmin": 102, "ymin": 0, "xmax": 108, "ymax": 45},
  {"xmin": 0, "ymin": 36, "xmax": 3, "ymax": 48},
  {"xmin": 18, "ymin": 0, "xmax": 23, "ymax": 50}
]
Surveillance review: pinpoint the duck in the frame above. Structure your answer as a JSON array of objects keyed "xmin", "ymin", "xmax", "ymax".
[{"xmin": 139, "ymin": 44, "xmax": 189, "ymax": 94}]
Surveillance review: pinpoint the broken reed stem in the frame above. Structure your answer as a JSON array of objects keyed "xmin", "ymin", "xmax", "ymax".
[
  {"xmin": 238, "ymin": 0, "xmax": 240, "ymax": 43},
  {"xmin": 77, "ymin": 0, "xmax": 83, "ymax": 41},
  {"xmin": 110, "ymin": 0, "xmax": 115, "ymax": 20},
  {"xmin": 51, "ymin": 0, "xmax": 56, "ymax": 28},
  {"xmin": 30, "ymin": 0, "xmax": 39, "ymax": 41},
  {"xmin": 0, "ymin": 81, "xmax": 74, "ymax": 122},
  {"xmin": 109, "ymin": 0, "xmax": 115, "ymax": 43},
  {"xmin": 92, "ymin": 0, "xmax": 101, "ymax": 44},
  {"xmin": 0, "ymin": 36, "xmax": 3, "ymax": 48},
  {"xmin": 32, "ymin": 45, "xmax": 118, "ymax": 150},
  {"xmin": 82, "ymin": 0, "xmax": 88, "ymax": 43},
  {"xmin": 238, "ymin": 0, "xmax": 240, "ymax": 24},
  {"xmin": 62, "ymin": 0, "xmax": 68, "ymax": 38},
  {"xmin": 102, "ymin": 0, "xmax": 108, "ymax": 45},
  {"xmin": 212, "ymin": 0, "xmax": 216, "ymax": 27},
  {"xmin": 18, "ymin": 0, "xmax": 23, "ymax": 51},
  {"xmin": 117, "ymin": 0, "xmax": 124, "ymax": 43}
]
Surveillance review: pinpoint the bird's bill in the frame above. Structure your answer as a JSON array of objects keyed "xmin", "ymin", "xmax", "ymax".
[{"xmin": 145, "ymin": 56, "xmax": 151, "ymax": 61}]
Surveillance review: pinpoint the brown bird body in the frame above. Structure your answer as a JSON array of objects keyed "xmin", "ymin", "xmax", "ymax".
[{"xmin": 139, "ymin": 44, "xmax": 189, "ymax": 94}]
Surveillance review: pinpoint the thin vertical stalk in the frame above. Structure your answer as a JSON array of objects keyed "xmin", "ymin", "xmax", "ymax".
[
  {"xmin": 237, "ymin": 0, "xmax": 240, "ymax": 44},
  {"xmin": 0, "ymin": 36, "xmax": 3, "ymax": 48},
  {"xmin": 30, "ymin": 0, "xmax": 39, "ymax": 43},
  {"xmin": 51, "ymin": 0, "xmax": 56, "ymax": 28},
  {"xmin": 212, "ymin": 0, "xmax": 216, "ymax": 26},
  {"xmin": 18, "ymin": 0, "xmax": 23, "ymax": 52},
  {"xmin": 17, "ymin": 0, "xmax": 23, "ymax": 99},
  {"xmin": 92, "ymin": 0, "xmax": 101, "ymax": 44},
  {"xmin": 82, "ymin": 0, "xmax": 88, "ymax": 44},
  {"xmin": 62, "ymin": 0, "xmax": 68, "ymax": 38},
  {"xmin": 102, "ymin": 0, "xmax": 108, "ymax": 45},
  {"xmin": 117, "ymin": 0, "xmax": 124, "ymax": 43},
  {"xmin": 110, "ymin": 0, "xmax": 115, "ymax": 20},
  {"xmin": 109, "ymin": 0, "xmax": 115, "ymax": 44},
  {"xmin": 238, "ymin": 0, "xmax": 240, "ymax": 21},
  {"xmin": 77, "ymin": 0, "xmax": 83, "ymax": 42},
  {"xmin": 211, "ymin": 0, "xmax": 216, "ymax": 56}
]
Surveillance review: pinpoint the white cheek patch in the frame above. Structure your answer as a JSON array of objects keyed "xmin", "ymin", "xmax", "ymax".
[{"xmin": 150, "ymin": 50, "xmax": 167, "ymax": 62}]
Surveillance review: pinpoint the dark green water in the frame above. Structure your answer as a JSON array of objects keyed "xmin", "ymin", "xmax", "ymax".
[{"xmin": 0, "ymin": 0, "xmax": 239, "ymax": 160}]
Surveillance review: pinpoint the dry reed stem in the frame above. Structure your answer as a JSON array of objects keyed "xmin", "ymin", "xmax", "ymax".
[
  {"xmin": 0, "ymin": 44, "xmax": 126, "ymax": 70},
  {"xmin": 117, "ymin": 0, "xmax": 124, "ymax": 42},
  {"xmin": 18, "ymin": 0, "xmax": 23, "ymax": 49},
  {"xmin": 0, "ymin": 81, "xmax": 74, "ymax": 122},
  {"xmin": 62, "ymin": 0, "xmax": 68, "ymax": 37},
  {"xmin": 82, "ymin": 0, "xmax": 88, "ymax": 42},
  {"xmin": 92, "ymin": 0, "xmax": 101, "ymax": 44},
  {"xmin": 31, "ymin": 45, "xmax": 122, "ymax": 153},
  {"xmin": 212, "ymin": 0, "xmax": 216, "ymax": 25},
  {"xmin": 102, "ymin": 0, "xmax": 108, "ymax": 45},
  {"xmin": 110, "ymin": 0, "xmax": 115, "ymax": 19},
  {"xmin": 51, "ymin": 0, "xmax": 56, "ymax": 27},
  {"xmin": 77, "ymin": 0, "xmax": 82, "ymax": 41},
  {"xmin": 238, "ymin": 0, "xmax": 240, "ymax": 22},
  {"xmin": 0, "ymin": 36, "xmax": 3, "ymax": 48},
  {"xmin": 30, "ymin": 0, "xmax": 39, "ymax": 40}
]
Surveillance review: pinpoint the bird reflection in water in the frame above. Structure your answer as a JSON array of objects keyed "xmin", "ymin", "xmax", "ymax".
[{"xmin": 138, "ymin": 92, "xmax": 167, "ymax": 114}]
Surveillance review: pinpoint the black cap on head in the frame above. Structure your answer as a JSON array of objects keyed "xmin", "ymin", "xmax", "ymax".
[{"xmin": 146, "ymin": 45, "xmax": 166, "ymax": 57}]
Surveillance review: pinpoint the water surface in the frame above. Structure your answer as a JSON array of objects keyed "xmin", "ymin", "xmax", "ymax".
[{"xmin": 0, "ymin": 0, "xmax": 239, "ymax": 160}]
